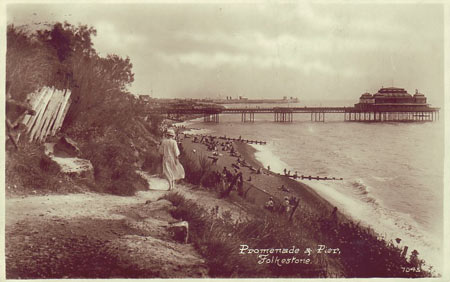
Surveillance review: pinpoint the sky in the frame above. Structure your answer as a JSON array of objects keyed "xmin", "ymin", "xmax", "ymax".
[{"xmin": 6, "ymin": 2, "xmax": 445, "ymax": 106}]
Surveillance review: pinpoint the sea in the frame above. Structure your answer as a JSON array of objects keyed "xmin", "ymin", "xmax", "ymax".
[{"xmin": 179, "ymin": 101, "xmax": 444, "ymax": 273}]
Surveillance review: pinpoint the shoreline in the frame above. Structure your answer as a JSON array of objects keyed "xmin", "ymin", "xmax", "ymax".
[
  {"xmin": 234, "ymin": 141, "xmax": 341, "ymax": 213},
  {"xmin": 242, "ymin": 137, "xmax": 441, "ymax": 274},
  {"xmin": 178, "ymin": 124, "xmax": 438, "ymax": 276},
  {"xmin": 180, "ymin": 132, "xmax": 348, "ymax": 224}
]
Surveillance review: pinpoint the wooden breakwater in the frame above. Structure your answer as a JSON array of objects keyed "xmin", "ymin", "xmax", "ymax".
[{"xmin": 21, "ymin": 86, "xmax": 72, "ymax": 142}]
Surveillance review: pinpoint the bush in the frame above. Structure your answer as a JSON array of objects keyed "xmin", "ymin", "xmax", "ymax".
[
  {"xmin": 179, "ymin": 152, "xmax": 203, "ymax": 185},
  {"xmin": 81, "ymin": 135, "xmax": 148, "ymax": 196},
  {"xmin": 5, "ymin": 143, "xmax": 68, "ymax": 194},
  {"xmin": 141, "ymin": 149, "xmax": 161, "ymax": 174},
  {"xmin": 160, "ymin": 191, "xmax": 186, "ymax": 207},
  {"xmin": 179, "ymin": 152, "xmax": 218, "ymax": 188},
  {"xmin": 39, "ymin": 155, "xmax": 60, "ymax": 174},
  {"xmin": 146, "ymin": 114, "xmax": 163, "ymax": 137}
]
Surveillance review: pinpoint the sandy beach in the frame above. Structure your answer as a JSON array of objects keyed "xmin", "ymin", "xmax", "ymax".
[{"xmin": 179, "ymin": 133, "xmax": 346, "ymax": 221}]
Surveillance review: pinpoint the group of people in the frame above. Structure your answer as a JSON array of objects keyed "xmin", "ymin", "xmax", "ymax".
[
  {"xmin": 264, "ymin": 195, "xmax": 299, "ymax": 215},
  {"xmin": 194, "ymin": 135, "xmax": 241, "ymax": 158},
  {"xmin": 217, "ymin": 166, "xmax": 244, "ymax": 198},
  {"xmin": 283, "ymin": 168, "xmax": 299, "ymax": 179},
  {"xmin": 160, "ymin": 129, "xmax": 302, "ymax": 219},
  {"xmin": 192, "ymin": 135, "xmax": 220, "ymax": 152}
]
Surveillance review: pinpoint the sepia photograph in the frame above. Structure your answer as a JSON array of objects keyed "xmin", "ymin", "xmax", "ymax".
[{"xmin": 2, "ymin": 0, "xmax": 448, "ymax": 280}]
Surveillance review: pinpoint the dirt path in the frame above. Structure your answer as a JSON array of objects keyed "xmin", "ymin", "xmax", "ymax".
[{"xmin": 5, "ymin": 178, "xmax": 224, "ymax": 279}]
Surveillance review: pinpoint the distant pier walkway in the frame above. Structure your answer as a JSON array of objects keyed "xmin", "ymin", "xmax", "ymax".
[{"xmin": 157, "ymin": 106, "xmax": 440, "ymax": 123}]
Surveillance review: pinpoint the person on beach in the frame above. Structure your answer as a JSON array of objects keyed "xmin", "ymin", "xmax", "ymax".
[
  {"xmin": 159, "ymin": 128, "xmax": 185, "ymax": 190},
  {"xmin": 289, "ymin": 196, "xmax": 298, "ymax": 206},
  {"xmin": 282, "ymin": 196, "xmax": 291, "ymax": 214},
  {"xmin": 265, "ymin": 197, "xmax": 274, "ymax": 211},
  {"xmin": 330, "ymin": 207, "xmax": 338, "ymax": 227},
  {"xmin": 279, "ymin": 184, "xmax": 290, "ymax": 192},
  {"xmin": 221, "ymin": 171, "xmax": 242, "ymax": 198},
  {"xmin": 237, "ymin": 173, "xmax": 244, "ymax": 196}
]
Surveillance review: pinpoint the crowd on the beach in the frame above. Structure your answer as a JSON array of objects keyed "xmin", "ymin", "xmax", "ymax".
[
  {"xmin": 182, "ymin": 133, "xmax": 305, "ymax": 216},
  {"xmin": 160, "ymin": 129, "xmax": 341, "ymax": 226},
  {"xmin": 156, "ymin": 129, "xmax": 335, "ymax": 222}
]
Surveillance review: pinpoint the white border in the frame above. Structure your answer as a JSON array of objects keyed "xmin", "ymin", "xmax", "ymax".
[{"xmin": 0, "ymin": 1, "xmax": 448, "ymax": 282}]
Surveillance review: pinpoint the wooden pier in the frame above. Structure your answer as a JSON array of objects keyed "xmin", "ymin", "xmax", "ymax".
[
  {"xmin": 344, "ymin": 110, "xmax": 438, "ymax": 122},
  {"xmin": 159, "ymin": 106, "xmax": 439, "ymax": 123}
]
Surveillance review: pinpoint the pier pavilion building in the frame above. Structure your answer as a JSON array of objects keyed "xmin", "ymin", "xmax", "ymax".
[{"xmin": 348, "ymin": 87, "xmax": 438, "ymax": 122}]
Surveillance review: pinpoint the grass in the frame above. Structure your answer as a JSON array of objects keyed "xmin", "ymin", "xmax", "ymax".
[
  {"xmin": 5, "ymin": 141, "xmax": 81, "ymax": 195},
  {"xmin": 163, "ymin": 190, "xmax": 433, "ymax": 278},
  {"xmin": 179, "ymin": 152, "xmax": 221, "ymax": 190}
]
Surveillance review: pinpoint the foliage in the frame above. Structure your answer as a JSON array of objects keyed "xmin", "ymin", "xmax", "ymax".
[
  {"xmin": 6, "ymin": 22, "xmax": 135, "ymax": 128},
  {"xmin": 5, "ymin": 143, "xmax": 76, "ymax": 195},
  {"xmin": 6, "ymin": 25, "xmax": 60, "ymax": 101},
  {"xmin": 163, "ymin": 190, "xmax": 433, "ymax": 278},
  {"xmin": 179, "ymin": 152, "xmax": 218, "ymax": 189},
  {"xmin": 179, "ymin": 152, "xmax": 203, "ymax": 185},
  {"xmin": 164, "ymin": 192, "xmax": 323, "ymax": 278},
  {"xmin": 6, "ymin": 22, "xmax": 163, "ymax": 197}
]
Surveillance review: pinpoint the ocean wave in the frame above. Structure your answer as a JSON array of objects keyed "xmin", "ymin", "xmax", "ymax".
[
  {"xmin": 183, "ymin": 127, "xmax": 212, "ymax": 135},
  {"xmin": 349, "ymin": 179, "xmax": 384, "ymax": 207},
  {"xmin": 351, "ymin": 179, "xmax": 370, "ymax": 195},
  {"xmin": 250, "ymin": 143, "xmax": 289, "ymax": 173},
  {"xmin": 371, "ymin": 175, "xmax": 395, "ymax": 182}
]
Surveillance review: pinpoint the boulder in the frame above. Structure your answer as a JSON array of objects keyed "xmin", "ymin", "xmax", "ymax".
[
  {"xmin": 53, "ymin": 136, "xmax": 81, "ymax": 158},
  {"xmin": 44, "ymin": 141, "xmax": 94, "ymax": 180},
  {"xmin": 167, "ymin": 221, "xmax": 189, "ymax": 244}
]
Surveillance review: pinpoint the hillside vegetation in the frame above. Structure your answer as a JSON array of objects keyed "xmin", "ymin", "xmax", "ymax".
[{"xmin": 6, "ymin": 22, "xmax": 161, "ymax": 196}]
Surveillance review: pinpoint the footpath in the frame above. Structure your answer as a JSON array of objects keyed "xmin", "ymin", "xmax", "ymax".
[{"xmin": 5, "ymin": 176, "xmax": 245, "ymax": 279}]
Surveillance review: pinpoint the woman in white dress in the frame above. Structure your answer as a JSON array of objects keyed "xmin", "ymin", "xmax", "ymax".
[{"xmin": 159, "ymin": 128, "xmax": 185, "ymax": 190}]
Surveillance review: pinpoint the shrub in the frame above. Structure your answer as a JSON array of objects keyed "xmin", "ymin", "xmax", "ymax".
[
  {"xmin": 179, "ymin": 152, "xmax": 203, "ymax": 185},
  {"xmin": 5, "ymin": 143, "xmax": 67, "ymax": 193},
  {"xmin": 141, "ymin": 149, "xmax": 161, "ymax": 174},
  {"xmin": 179, "ymin": 152, "xmax": 218, "ymax": 188},
  {"xmin": 81, "ymin": 135, "xmax": 147, "ymax": 195},
  {"xmin": 39, "ymin": 155, "xmax": 60, "ymax": 174}
]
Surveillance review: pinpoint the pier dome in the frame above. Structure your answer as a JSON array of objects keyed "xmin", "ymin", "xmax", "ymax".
[
  {"xmin": 374, "ymin": 87, "xmax": 412, "ymax": 98},
  {"xmin": 359, "ymin": 92, "xmax": 374, "ymax": 104},
  {"xmin": 373, "ymin": 87, "xmax": 413, "ymax": 103}
]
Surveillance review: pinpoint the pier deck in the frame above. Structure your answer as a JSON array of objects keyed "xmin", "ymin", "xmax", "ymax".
[{"xmin": 156, "ymin": 106, "xmax": 439, "ymax": 123}]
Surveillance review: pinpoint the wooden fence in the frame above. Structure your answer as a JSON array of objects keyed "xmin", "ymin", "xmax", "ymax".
[{"xmin": 21, "ymin": 86, "xmax": 72, "ymax": 142}]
